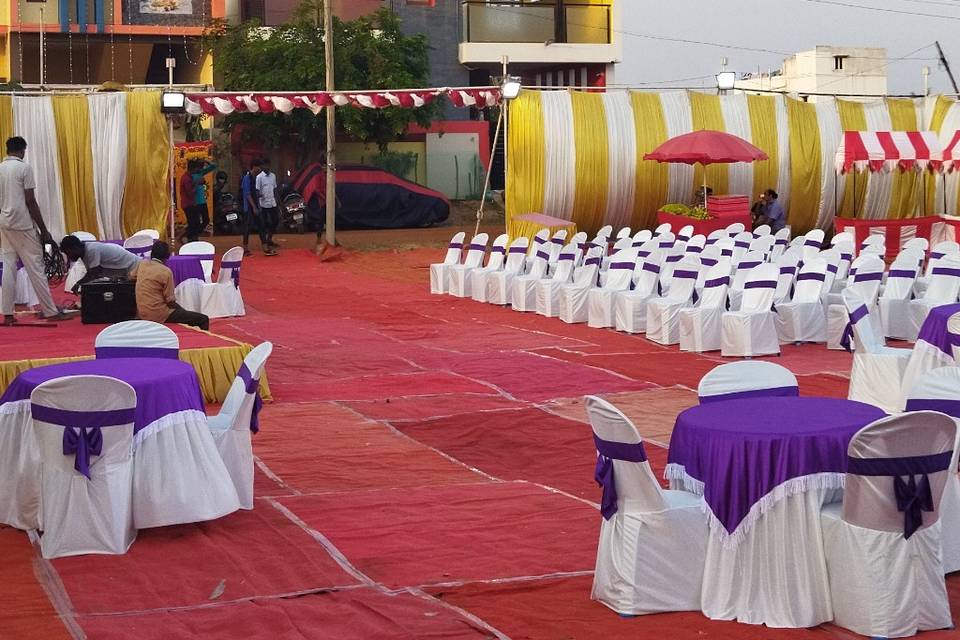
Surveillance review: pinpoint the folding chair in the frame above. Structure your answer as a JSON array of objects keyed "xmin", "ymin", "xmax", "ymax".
[
  {"xmin": 588, "ymin": 249, "xmax": 638, "ymax": 328},
  {"xmin": 821, "ymin": 412, "xmax": 955, "ymax": 638},
  {"xmin": 721, "ymin": 263, "xmax": 781, "ymax": 357},
  {"xmin": 904, "ymin": 256, "xmax": 960, "ymax": 341},
  {"xmin": 679, "ymin": 261, "xmax": 732, "ymax": 353},
  {"xmin": 468, "ymin": 234, "xmax": 508, "ymax": 303},
  {"xmin": 775, "ymin": 259, "xmax": 830, "ymax": 343},
  {"xmin": 95, "ymin": 320, "xmax": 179, "ymax": 358},
  {"xmin": 586, "ymin": 396, "xmax": 707, "ymax": 615},
  {"xmin": 843, "ymin": 289, "xmax": 911, "ymax": 413},
  {"xmin": 534, "ymin": 242, "xmax": 581, "ymax": 316},
  {"xmin": 540, "ymin": 246, "xmax": 600, "ymax": 318},
  {"xmin": 179, "ymin": 241, "xmax": 216, "ymax": 283},
  {"xmin": 447, "ymin": 233, "xmax": 493, "ymax": 298},
  {"xmin": 485, "ymin": 237, "xmax": 529, "ymax": 305},
  {"xmin": 826, "ymin": 254, "xmax": 884, "ymax": 350},
  {"xmin": 697, "ymin": 361, "xmax": 798, "ymax": 402},
  {"xmin": 877, "ymin": 251, "xmax": 921, "ymax": 340},
  {"xmin": 646, "ymin": 256, "xmax": 700, "ymax": 345}
]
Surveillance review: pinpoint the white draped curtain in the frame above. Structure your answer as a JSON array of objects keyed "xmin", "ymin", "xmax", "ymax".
[
  {"xmin": 88, "ymin": 93, "xmax": 129, "ymax": 241},
  {"xmin": 12, "ymin": 96, "xmax": 66, "ymax": 241}
]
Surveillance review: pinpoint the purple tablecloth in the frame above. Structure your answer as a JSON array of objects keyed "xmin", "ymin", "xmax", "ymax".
[
  {"xmin": 668, "ymin": 397, "xmax": 885, "ymax": 535},
  {"xmin": 917, "ymin": 303, "xmax": 960, "ymax": 356},
  {"xmin": 166, "ymin": 255, "xmax": 205, "ymax": 285},
  {"xmin": 0, "ymin": 358, "xmax": 204, "ymax": 432}
]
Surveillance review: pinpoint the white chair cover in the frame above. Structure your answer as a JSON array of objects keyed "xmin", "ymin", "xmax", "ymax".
[
  {"xmin": 429, "ymin": 231, "xmax": 465, "ymax": 294},
  {"xmin": 831, "ymin": 231, "xmax": 854, "ymax": 247},
  {"xmin": 512, "ymin": 233, "xmax": 557, "ymax": 312},
  {"xmin": 485, "ymin": 237, "xmax": 528, "ymax": 305},
  {"xmin": 601, "ymin": 236, "xmax": 633, "ymax": 273},
  {"xmin": 821, "ymin": 412, "xmax": 955, "ymax": 638},
  {"xmin": 775, "ymin": 259, "xmax": 829, "ymax": 343},
  {"xmin": 586, "ymin": 396, "xmax": 707, "ymax": 615},
  {"xmin": 727, "ymin": 251, "xmax": 765, "ymax": 311},
  {"xmin": 132, "ymin": 228, "xmax": 160, "ymax": 240},
  {"xmin": 122, "ymin": 234, "xmax": 154, "ymax": 260},
  {"xmin": 446, "ymin": 233, "xmax": 488, "ymax": 297},
  {"xmin": 843, "ymin": 289, "xmax": 912, "ymax": 413},
  {"xmin": 558, "ymin": 248, "xmax": 603, "ymax": 324},
  {"xmin": 685, "ymin": 234, "xmax": 706, "ymax": 256},
  {"xmin": 646, "ymin": 256, "xmax": 700, "ymax": 345},
  {"xmin": 654, "ymin": 222, "xmax": 671, "ymax": 236},
  {"xmin": 95, "ymin": 320, "xmax": 179, "ymax": 358},
  {"xmin": 770, "ymin": 227, "xmax": 791, "ymax": 260},
  {"xmin": 613, "ymin": 251, "xmax": 662, "ymax": 334},
  {"xmin": 878, "ymin": 251, "xmax": 921, "ymax": 340},
  {"xmin": 730, "ymin": 231, "xmax": 753, "ymax": 263},
  {"xmin": 596, "ymin": 224, "xmax": 614, "ymax": 239},
  {"xmin": 721, "ymin": 263, "xmax": 780, "ymax": 357},
  {"xmin": 801, "ymin": 229, "xmax": 825, "ymax": 263},
  {"xmin": 705, "ymin": 229, "xmax": 725, "ymax": 246},
  {"xmin": 952, "ymin": 311, "xmax": 960, "ymax": 361},
  {"xmin": 904, "ymin": 237, "xmax": 929, "ymax": 254},
  {"xmin": 468, "ymin": 234, "xmax": 509, "ymax": 303},
  {"xmin": 207, "ymin": 342, "xmax": 272, "ymax": 510},
  {"xmin": 748, "ymin": 235, "xmax": 775, "ymax": 260},
  {"xmin": 631, "ymin": 229, "xmax": 653, "ymax": 248},
  {"xmin": 193, "ymin": 246, "xmax": 247, "ymax": 318},
  {"xmin": 753, "ymin": 224, "xmax": 771, "ymax": 237},
  {"xmin": 678, "ymin": 261, "xmax": 731, "ymax": 353},
  {"xmin": 676, "ymin": 224, "xmax": 694, "ymax": 242},
  {"xmin": 773, "ymin": 256, "xmax": 799, "ymax": 305},
  {"xmin": 534, "ymin": 242, "xmax": 580, "ymax": 315},
  {"xmin": 539, "ymin": 246, "xmax": 600, "ymax": 317},
  {"xmin": 904, "ymin": 366, "xmax": 960, "ymax": 574},
  {"xmin": 31, "ymin": 375, "xmax": 137, "ymax": 558},
  {"xmin": 826, "ymin": 254, "xmax": 884, "ymax": 350},
  {"xmin": 830, "ymin": 242, "xmax": 855, "ymax": 291},
  {"xmin": 860, "ymin": 232, "xmax": 885, "ymax": 254},
  {"xmin": 725, "ymin": 222, "xmax": 746, "ymax": 236},
  {"xmin": 179, "ymin": 241, "xmax": 216, "ymax": 283},
  {"xmin": 588, "ymin": 249, "xmax": 637, "ymax": 328},
  {"xmin": 72, "ymin": 230, "xmax": 97, "ymax": 241},
  {"xmin": 615, "ymin": 226, "xmax": 631, "ymax": 240},
  {"xmin": 544, "ymin": 229, "xmax": 568, "ymax": 276},
  {"xmin": 697, "ymin": 361, "xmax": 799, "ymax": 402},
  {"xmin": 905, "ymin": 256, "xmax": 960, "ymax": 341}
]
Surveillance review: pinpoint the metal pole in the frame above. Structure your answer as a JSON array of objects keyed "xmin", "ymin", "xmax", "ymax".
[
  {"xmin": 324, "ymin": 0, "xmax": 336, "ymax": 247},
  {"xmin": 936, "ymin": 41, "xmax": 959, "ymax": 95},
  {"xmin": 501, "ymin": 55, "xmax": 509, "ymax": 227},
  {"xmin": 475, "ymin": 107, "xmax": 503, "ymax": 237},
  {"xmin": 166, "ymin": 57, "xmax": 176, "ymax": 245},
  {"xmin": 39, "ymin": 6, "xmax": 44, "ymax": 86}
]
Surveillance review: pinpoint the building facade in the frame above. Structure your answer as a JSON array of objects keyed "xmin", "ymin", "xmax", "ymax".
[{"xmin": 735, "ymin": 46, "xmax": 889, "ymax": 101}]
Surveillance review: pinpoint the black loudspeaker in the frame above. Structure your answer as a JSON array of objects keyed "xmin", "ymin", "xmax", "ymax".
[{"xmin": 80, "ymin": 278, "xmax": 137, "ymax": 325}]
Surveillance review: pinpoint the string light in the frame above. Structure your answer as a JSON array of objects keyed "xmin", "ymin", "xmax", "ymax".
[
  {"xmin": 16, "ymin": 0, "xmax": 23, "ymax": 82},
  {"xmin": 84, "ymin": 27, "xmax": 91, "ymax": 84},
  {"xmin": 110, "ymin": 21, "xmax": 116, "ymax": 81},
  {"xmin": 67, "ymin": 11, "xmax": 74, "ymax": 84},
  {"xmin": 127, "ymin": 0, "xmax": 134, "ymax": 83}
]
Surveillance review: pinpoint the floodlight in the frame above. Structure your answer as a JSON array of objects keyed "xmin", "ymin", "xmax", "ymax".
[
  {"xmin": 501, "ymin": 76, "xmax": 522, "ymax": 100},
  {"xmin": 716, "ymin": 71, "xmax": 736, "ymax": 91},
  {"xmin": 161, "ymin": 91, "xmax": 186, "ymax": 114}
]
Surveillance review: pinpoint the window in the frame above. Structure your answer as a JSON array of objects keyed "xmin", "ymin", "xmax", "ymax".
[{"xmin": 834, "ymin": 55, "xmax": 845, "ymax": 71}]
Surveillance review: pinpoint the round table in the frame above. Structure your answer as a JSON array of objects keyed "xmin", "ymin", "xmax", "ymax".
[
  {"xmin": 166, "ymin": 255, "xmax": 205, "ymax": 286},
  {"xmin": 0, "ymin": 358, "xmax": 204, "ymax": 434},
  {"xmin": 667, "ymin": 396, "xmax": 886, "ymax": 628}
]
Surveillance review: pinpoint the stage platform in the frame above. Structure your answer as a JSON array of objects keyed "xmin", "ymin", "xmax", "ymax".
[{"xmin": 0, "ymin": 322, "xmax": 270, "ymax": 403}]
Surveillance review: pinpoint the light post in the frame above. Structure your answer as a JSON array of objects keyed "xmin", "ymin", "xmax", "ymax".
[
  {"xmin": 474, "ymin": 73, "xmax": 522, "ymax": 236},
  {"xmin": 716, "ymin": 71, "xmax": 736, "ymax": 95}
]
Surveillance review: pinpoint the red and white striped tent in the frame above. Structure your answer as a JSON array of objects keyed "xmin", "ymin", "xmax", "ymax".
[
  {"xmin": 942, "ymin": 130, "xmax": 960, "ymax": 173},
  {"xmin": 835, "ymin": 130, "xmax": 944, "ymax": 174}
]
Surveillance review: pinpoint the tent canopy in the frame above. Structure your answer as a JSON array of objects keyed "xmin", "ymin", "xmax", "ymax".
[{"xmin": 835, "ymin": 130, "xmax": 943, "ymax": 174}]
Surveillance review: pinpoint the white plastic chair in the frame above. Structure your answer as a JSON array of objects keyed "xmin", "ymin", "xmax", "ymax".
[
  {"xmin": 878, "ymin": 251, "xmax": 922, "ymax": 340},
  {"xmin": 830, "ymin": 231, "xmax": 854, "ymax": 247},
  {"xmin": 727, "ymin": 251, "xmax": 766, "ymax": 311},
  {"xmin": 586, "ymin": 396, "xmax": 707, "ymax": 615},
  {"xmin": 730, "ymin": 231, "xmax": 754, "ymax": 263},
  {"xmin": 725, "ymin": 222, "xmax": 746, "ymax": 236},
  {"xmin": 72, "ymin": 230, "xmax": 97, "ymax": 241},
  {"xmin": 770, "ymin": 227, "xmax": 791, "ymax": 260},
  {"xmin": 697, "ymin": 361, "xmax": 799, "ymax": 402},
  {"xmin": 821, "ymin": 412, "xmax": 955, "ymax": 638},
  {"xmin": 721, "ymin": 263, "xmax": 780, "ymax": 357},
  {"xmin": 122, "ymin": 234, "xmax": 154, "ymax": 260},
  {"xmin": 195, "ymin": 246, "xmax": 246, "ymax": 318},
  {"xmin": 844, "ymin": 289, "xmax": 911, "ymax": 413},
  {"xmin": 429, "ymin": 232, "xmax": 465, "ymax": 294},
  {"xmin": 588, "ymin": 249, "xmax": 638, "ymax": 328},
  {"xmin": 904, "ymin": 366, "xmax": 960, "ymax": 574},
  {"xmin": 540, "ymin": 246, "xmax": 600, "ymax": 318},
  {"xmin": 613, "ymin": 251, "xmax": 662, "ymax": 334},
  {"xmin": 179, "ymin": 240, "xmax": 216, "ymax": 283},
  {"xmin": 631, "ymin": 229, "xmax": 653, "ymax": 248},
  {"xmin": 753, "ymin": 224, "xmax": 771, "ymax": 237},
  {"xmin": 685, "ymin": 234, "xmax": 706, "ymax": 256},
  {"xmin": 558, "ymin": 248, "xmax": 603, "ymax": 323},
  {"xmin": 207, "ymin": 342, "xmax": 273, "ymax": 510},
  {"xmin": 775, "ymin": 259, "xmax": 829, "ymax": 344},
  {"xmin": 800, "ymin": 229, "xmax": 825, "ymax": 263},
  {"xmin": 133, "ymin": 228, "xmax": 161, "ymax": 240},
  {"xmin": 468, "ymin": 234, "xmax": 508, "ymax": 303},
  {"xmin": 905, "ymin": 255, "xmax": 960, "ymax": 341},
  {"xmin": 676, "ymin": 224, "xmax": 694, "ymax": 243},
  {"xmin": 679, "ymin": 261, "xmax": 732, "ymax": 353},
  {"xmin": 615, "ymin": 226, "xmax": 632, "ymax": 240},
  {"xmin": 826, "ymin": 254, "xmax": 884, "ymax": 350},
  {"xmin": 485, "ymin": 237, "xmax": 529, "ymax": 305},
  {"xmin": 654, "ymin": 222, "xmax": 672, "ymax": 237},
  {"xmin": 535, "ymin": 242, "xmax": 582, "ymax": 316},
  {"xmin": 95, "ymin": 320, "xmax": 179, "ymax": 358},
  {"xmin": 646, "ymin": 256, "xmax": 701, "ymax": 345},
  {"xmin": 446, "ymin": 233, "xmax": 488, "ymax": 297},
  {"xmin": 512, "ymin": 233, "xmax": 556, "ymax": 312},
  {"xmin": 31, "ymin": 375, "xmax": 137, "ymax": 558}
]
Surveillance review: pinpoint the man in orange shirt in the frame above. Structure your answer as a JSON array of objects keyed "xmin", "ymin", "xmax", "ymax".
[{"xmin": 135, "ymin": 241, "xmax": 209, "ymax": 331}]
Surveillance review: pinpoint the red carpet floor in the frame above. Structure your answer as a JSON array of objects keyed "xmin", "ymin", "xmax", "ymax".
[{"xmin": 1, "ymin": 246, "xmax": 957, "ymax": 640}]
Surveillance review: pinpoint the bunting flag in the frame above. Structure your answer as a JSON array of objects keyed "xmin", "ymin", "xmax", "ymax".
[
  {"xmin": 184, "ymin": 87, "xmax": 502, "ymax": 116},
  {"xmin": 0, "ymin": 91, "xmax": 169, "ymax": 241},
  {"xmin": 506, "ymin": 90, "xmax": 960, "ymax": 236}
]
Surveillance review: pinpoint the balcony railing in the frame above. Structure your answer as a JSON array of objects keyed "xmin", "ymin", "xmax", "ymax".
[{"xmin": 461, "ymin": 1, "xmax": 611, "ymax": 45}]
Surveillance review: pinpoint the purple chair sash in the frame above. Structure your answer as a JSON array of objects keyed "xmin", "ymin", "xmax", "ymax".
[
  {"xmin": 534, "ymin": 236, "xmax": 547, "ymax": 245},
  {"xmin": 535, "ymin": 250, "xmax": 550, "ymax": 261},
  {"xmin": 679, "ymin": 234, "xmax": 692, "ymax": 242},
  {"xmin": 779, "ymin": 266, "xmax": 797, "ymax": 275},
  {"xmin": 237, "ymin": 363, "xmax": 263, "ymax": 434},
  {"xmin": 797, "ymin": 272, "xmax": 826, "ymax": 282},
  {"xmin": 448, "ymin": 242, "xmax": 463, "ymax": 250},
  {"xmin": 705, "ymin": 238, "xmax": 718, "ymax": 246},
  {"xmin": 744, "ymin": 280, "xmax": 777, "ymax": 289},
  {"xmin": 699, "ymin": 385, "xmax": 799, "ymax": 403},
  {"xmin": 826, "ymin": 263, "xmax": 839, "ymax": 274},
  {"xmin": 129, "ymin": 246, "xmax": 152, "ymax": 258},
  {"xmin": 904, "ymin": 398, "xmax": 960, "ymax": 418},
  {"xmin": 665, "ymin": 254, "xmax": 682, "ymax": 263},
  {"xmin": 840, "ymin": 252, "xmax": 853, "ymax": 263},
  {"xmin": 641, "ymin": 263, "xmax": 660, "ymax": 274},
  {"xmin": 930, "ymin": 252, "xmax": 945, "ymax": 260},
  {"xmin": 687, "ymin": 245, "xmax": 703, "ymax": 253},
  {"xmin": 192, "ymin": 254, "xmax": 216, "ymax": 262},
  {"xmin": 491, "ymin": 246, "xmax": 506, "ymax": 255},
  {"xmin": 660, "ymin": 241, "xmax": 675, "ymax": 249},
  {"xmin": 95, "ymin": 346, "xmax": 179, "ymax": 359},
  {"xmin": 804, "ymin": 239, "xmax": 822, "ymax": 248},
  {"xmin": 846, "ymin": 451, "xmax": 953, "ymax": 539},
  {"xmin": 775, "ymin": 238, "xmax": 788, "ymax": 246},
  {"xmin": 468, "ymin": 243, "xmax": 486, "ymax": 252},
  {"xmin": 221, "ymin": 260, "xmax": 242, "ymax": 288},
  {"xmin": 578, "ymin": 242, "xmax": 588, "ymax": 252},
  {"xmin": 558, "ymin": 254, "xmax": 575, "ymax": 261},
  {"xmin": 704, "ymin": 276, "xmax": 730, "ymax": 288},
  {"xmin": 853, "ymin": 272, "xmax": 883, "ymax": 283},
  {"xmin": 721, "ymin": 249, "xmax": 733, "ymax": 257},
  {"xmin": 551, "ymin": 237, "xmax": 564, "ymax": 245},
  {"xmin": 508, "ymin": 246, "xmax": 527, "ymax": 254},
  {"xmin": 584, "ymin": 256, "xmax": 602, "ymax": 267},
  {"xmin": 31, "ymin": 404, "xmax": 135, "ymax": 479},
  {"xmin": 637, "ymin": 250, "xmax": 651, "ymax": 258},
  {"xmin": 737, "ymin": 261, "xmax": 762, "ymax": 270},
  {"xmin": 701, "ymin": 257, "xmax": 718, "ymax": 267},
  {"xmin": 932, "ymin": 267, "xmax": 960, "ymax": 278},
  {"xmin": 888, "ymin": 269, "xmax": 916, "ymax": 278},
  {"xmin": 609, "ymin": 261, "xmax": 634, "ymax": 270},
  {"xmin": 734, "ymin": 241, "xmax": 750, "ymax": 249},
  {"xmin": 593, "ymin": 434, "xmax": 648, "ymax": 520},
  {"xmin": 672, "ymin": 269, "xmax": 698, "ymax": 280},
  {"xmin": 841, "ymin": 304, "xmax": 869, "ymax": 352}
]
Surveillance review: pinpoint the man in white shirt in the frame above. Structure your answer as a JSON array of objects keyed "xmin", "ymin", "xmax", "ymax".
[
  {"xmin": 0, "ymin": 137, "xmax": 75, "ymax": 324},
  {"xmin": 254, "ymin": 157, "xmax": 280, "ymax": 255},
  {"xmin": 58, "ymin": 236, "xmax": 140, "ymax": 294}
]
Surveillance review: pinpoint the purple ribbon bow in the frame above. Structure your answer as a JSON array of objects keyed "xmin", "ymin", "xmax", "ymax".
[
  {"xmin": 31, "ymin": 404, "xmax": 135, "ymax": 479},
  {"xmin": 840, "ymin": 304, "xmax": 869, "ymax": 352},
  {"xmin": 221, "ymin": 260, "xmax": 242, "ymax": 288},
  {"xmin": 847, "ymin": 451, "xmax": 953, "ymax": 539},
  {"xmin": 593, "ymin": 434, "xmax": 648, "ymax": 520},
  {"xmin": 238, "ymin": 363, "xmax": 263, "ymax": 433}
]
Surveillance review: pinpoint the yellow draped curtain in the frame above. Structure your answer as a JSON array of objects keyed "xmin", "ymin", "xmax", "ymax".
[
  {"xmin": 52, "ymin": 95, "xmax": 99, "ymax": 236},
  {"xmin": 122, "ymin": 91, "xmax": 171, "ymax": 239},
  {"xmin": 688, "ymin": 92, "xmax": 728, "ymax": 197},
  {"xmin": 885, "ymin": 98, "xmax": 920, "ymax": 219},
  {"xmin": 570, "ymin": 91, "xmax": 609, "ymax": 234},
  {"xmin": 928, "ymin": 96, "xmax": 955, "ymax": 216},
  {"xmin": 629, "ymin": 92, "xmax": 669, "ymax": 230},
  {"xmin": 746, "ymin": 95, "xmax": 779, "ymax": 200},
  {"xmin": 505, "ymin": 92, "xmax": 545, "ymax": 231},
  {"xmin": 785, "ymin": 97, "xmax": 822, "ymax": 234},
  {"xmin": 0, "ymin": 96, "xmax": 13, "ymax": 150},
  {"xmin": 836, "ymin": 99, "xmax": 868, "ymax": 218}
]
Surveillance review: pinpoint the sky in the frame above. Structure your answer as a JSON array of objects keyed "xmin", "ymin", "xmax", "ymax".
[{"xmin": 614, "ymin": 0, "xmax": 960, "ymax": 95}]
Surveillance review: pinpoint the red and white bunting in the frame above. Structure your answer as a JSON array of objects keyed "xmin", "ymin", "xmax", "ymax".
[
  {"xmin": 184, "ymin": 87, "xmax": 501, "ymax": 116},
  {"xmin": 835, "ymin": 130, "xmax": 944, "ymax": 174}
]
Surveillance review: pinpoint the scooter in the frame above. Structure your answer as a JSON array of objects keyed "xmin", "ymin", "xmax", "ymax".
[{"xmin": 278, "ymin": 182, "xmax": 307, "ymax": 233}]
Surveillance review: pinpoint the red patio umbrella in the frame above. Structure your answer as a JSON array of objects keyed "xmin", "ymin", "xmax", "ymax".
[{"xmin": 644, "ymin": 130, "xmax": 769, "ymax": 204}]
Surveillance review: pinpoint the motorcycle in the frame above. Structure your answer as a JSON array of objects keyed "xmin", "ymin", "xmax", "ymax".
[
  {"xmin": 278, "ymin": 182, "xmax": 307, "ymax": 233},
  {"xmin": 214, "ymin": 191, "xmax": 242, "ymax": 235}
]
